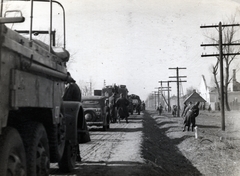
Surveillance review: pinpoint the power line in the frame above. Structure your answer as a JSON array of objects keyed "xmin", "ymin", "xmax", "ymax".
[
  {"xmin": 200, "ymin": 22, "xmax": 240, "ymax": 131},
  {"xmin": 169, "ymin": 67, "xmax": 187, "ymax": 117}
]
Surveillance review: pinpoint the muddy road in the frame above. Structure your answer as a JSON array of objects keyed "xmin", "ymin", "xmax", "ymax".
[{"xmin": 50, "ymin": 111, "xmax": 202, "ymax": 176}]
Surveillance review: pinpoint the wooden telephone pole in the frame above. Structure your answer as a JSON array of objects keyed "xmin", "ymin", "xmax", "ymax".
[
  {"xmin": 158, "ymin": 81, "xmax": 172, "ymax": 112},
  {"xmin": 169, "ymin": 67, "xmax": 187, "ymax": 117},
  {"xmin": 152, "ymin": 91, "xmax": 159, "ymax": 109},
  {"xmin": 200, "ymin": 22, "xmax": 240, "ymax": 131}
]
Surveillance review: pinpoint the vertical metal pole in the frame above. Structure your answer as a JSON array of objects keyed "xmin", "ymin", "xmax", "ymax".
[
  {"xmin": 0, "ymin": 0, "xmax": 2, "ymax": 81},
  {"xmin": 49, "ymin": 0, "xmax": 52, "ymax": 51},
  {"xmin": 176, "ymin": 67, "xmax": 180, "ymax": 117},
  {"xmin": 52, "ymin": 1, "xmax": 66, "ymax": 49},
  {"xmin": 52, "ymin": 30, "xmax": 56, "ymax": 46},
  {"xmin": 0, "ymin": 0, "xmax": 3, "ymax": 17},
  {"xmin": 219, "ymin": 22, "xmax": 225, "ymax": 131},
  {"xmin": 30, "ymin": 0, "xmax": 33, "ymax": 42}
]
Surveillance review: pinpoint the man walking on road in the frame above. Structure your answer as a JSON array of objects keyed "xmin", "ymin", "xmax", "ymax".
[
  {"xmin": 157, "ymin": 104, "xmax": 163, "ymax": 115},
  {"xmin": 116, "ymin": 93, "xmax": 130, "ymax": 123}
]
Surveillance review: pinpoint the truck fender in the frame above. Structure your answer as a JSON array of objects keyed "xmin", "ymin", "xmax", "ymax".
[{"xmin": 61, "ymin": 101, "xmax": 81, "ymax": 145}]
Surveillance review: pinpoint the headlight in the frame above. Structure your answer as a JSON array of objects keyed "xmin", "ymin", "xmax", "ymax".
[{"xmin": 85, "ymin": 113, "xmax": 93, "ymax": 121}]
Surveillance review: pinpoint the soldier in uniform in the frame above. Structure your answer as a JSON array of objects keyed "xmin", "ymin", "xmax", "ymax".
[
  {"xmin": 109, "ymin": 93, "xmax": 117, "ymax": 123},
  {"xmin": 63, "ymin": 73, "xmax": 82, "ymax": 162},
  {"xmin": 116, "ymin": 93, "xmax": 130, "ymax": 123}
]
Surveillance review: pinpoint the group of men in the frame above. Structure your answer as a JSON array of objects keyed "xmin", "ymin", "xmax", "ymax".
[{"xmin": 107, "ymin": 93, "xmax": 130, "ymax": 123}]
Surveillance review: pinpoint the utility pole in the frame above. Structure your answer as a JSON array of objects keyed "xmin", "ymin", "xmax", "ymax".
[
  {"xmin": 200, "ymin": 22, "xmax": 240, "ymax": 131},
  {"xmin": 159, "ymin": 81, "xmax": 172, "ymax": 112},
  {"xmin": 169, "ymin": 67, "xmax": 187, "ymax": 117},
  {"xmin": 152, "ymin": 91, "xmax": 158, "ymax": 109},
  {"xmin": 87, "ymin": 81, "xmax": 92, "ymax": 96},
  {"xmin": 154, "ymin": 88, "xmax": 160, "ymax": 107}
]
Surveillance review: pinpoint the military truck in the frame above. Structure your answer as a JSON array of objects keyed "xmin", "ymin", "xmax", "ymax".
[
  {"xmin": 102, "ymin": 84, "xmax": 128, "ymax": 98},
  {"xmin": 102, "ymin": 84, "xmax": 129, "ymax": 122},
  {"xmin": 0, "ymin": 1, "xmax": 89, "ymax": 175},
  {"xmin": 128, "ymin": 94, "xmax": 141, "ymax": 115}
]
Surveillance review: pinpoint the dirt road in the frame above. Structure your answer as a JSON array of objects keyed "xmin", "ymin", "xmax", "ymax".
[
  {"xmin": 50, "ymin": 110, "xmax": 240, "ymax": 176},
  {"xmin": 50, "ymin": 112, "xmax": 164, "ymax": 176},
  {"xmin": 50, "ymin": 110, "xmax": 201, "ymax": 176}
]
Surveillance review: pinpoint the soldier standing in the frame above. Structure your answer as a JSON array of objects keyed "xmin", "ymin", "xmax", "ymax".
[
  {"xmin": 109, "ymin": 93, "xmax": 117, "ymax": 123},
  {"xmin": 63, "ymin": 73, "xmax": 82, "ymax": 162},
  {"xmin": 116, "ymin": 93, "xmax": 130, "ymax": 123}
]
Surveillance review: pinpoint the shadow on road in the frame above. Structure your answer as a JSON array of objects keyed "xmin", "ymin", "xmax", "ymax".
[
  {"xmin": 50, "ymin": 161, "xmax": 163, "ymax": 176},
  {"xmin": 109, "ymin": 127, "xmax": 143, "ymax": 132},
  {"xmin": 141, "ymin": 111, "xmax": 202, "ymax": 176},
  {"xmin": 196, "ymin": 124, "xmax": 219, "ymax": 129}
]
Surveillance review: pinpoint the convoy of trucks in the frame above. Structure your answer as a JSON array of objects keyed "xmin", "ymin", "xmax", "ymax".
[
  {"xmin": 0, "ymin": 1, "xmax": 90, "ymax": 175},
  {"xmin": 0, "ymin": 1, "xmax": 143, "ymax": 175}
]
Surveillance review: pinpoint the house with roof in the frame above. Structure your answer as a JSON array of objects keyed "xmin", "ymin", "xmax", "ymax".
[
  {"xmin": 184, "ymin": 90, "xmax": 206, "ymax": 104},
  {"xmin": 200, "ymin": 69, "xmax": 240, "ymax": 110}
]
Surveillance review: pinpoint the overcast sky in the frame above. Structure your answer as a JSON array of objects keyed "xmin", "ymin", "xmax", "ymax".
[
  {"xmin": 4, "ymin": 0, "xmax": 240, "ymax": 100},
  {"xmin": 63, "ymin": 0, "xmax": 240, "ymax": 100}
]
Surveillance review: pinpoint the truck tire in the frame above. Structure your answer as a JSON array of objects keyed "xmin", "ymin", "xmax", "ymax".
[
  {"xmin": 58, "ymin": 142, "xmax": 77, "ymax": 172},
  {"xmin": 0, "ymin": 127, "xmax": 26, "ymax": 176},
  {"xmin": 78, "ymin": 115, "xmax": 91, "ymax": 144},
  {"xmin": 46, "ymin": 115, "xmax": 66, "ymax": 163},
  {"xmin": 18, "ymin": 122, "xmax": 50, "ymax": 176}
]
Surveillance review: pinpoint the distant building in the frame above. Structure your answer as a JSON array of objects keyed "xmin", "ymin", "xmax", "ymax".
[
  {"xmin": 201, "ymin": 69, "xmax": 240, "ymax": 110},
  {"xmin": 184, "ymin": 89, "xmax": 206, "ymax": 104},
  {"xmin": 231, "ymin": 69, "xmax": 240, "ymax": 91}
]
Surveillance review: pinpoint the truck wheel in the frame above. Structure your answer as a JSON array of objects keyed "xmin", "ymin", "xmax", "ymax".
[
  {"xmin": 78, "ymin": 115, "xmax": 91, "ymax": 144},
  {"xmin": 46, "ymin": 114, "xmax": 66, "ymax": 162},
  {"xmin": 18, "ymin": 122, "xmax": 50, "ymax": 176},
  {"xmin": 58, "ymin": 142, "xmax": 77, "ymax": 172},
  {"xmin": 0, "ymin": 127, "xmax": 26, "ymax": 176}
]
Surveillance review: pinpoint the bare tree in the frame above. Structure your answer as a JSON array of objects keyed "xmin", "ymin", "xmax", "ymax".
[
  {"xmin": 205, "ymin": 15, "xmax": 240, "ymax": 111},
  {"xmin": 77, "ymin": 80, "xmax": 89, "ymax": 96},
  {"xmin": 77, "ymin": 79, "xmax": 95, "ymax": 96},
  {"xmin": 185, "ymin": 86, "xmax": 196, "ymax": 97},
  {"xmin": 211, "ymin": 59, "xmax": 220, "ymax": 96}
]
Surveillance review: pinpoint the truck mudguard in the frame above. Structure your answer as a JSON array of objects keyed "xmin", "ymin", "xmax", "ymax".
[{"xmin": 61, "ymin": 101, "xmax": 81, "ymax": 145}]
